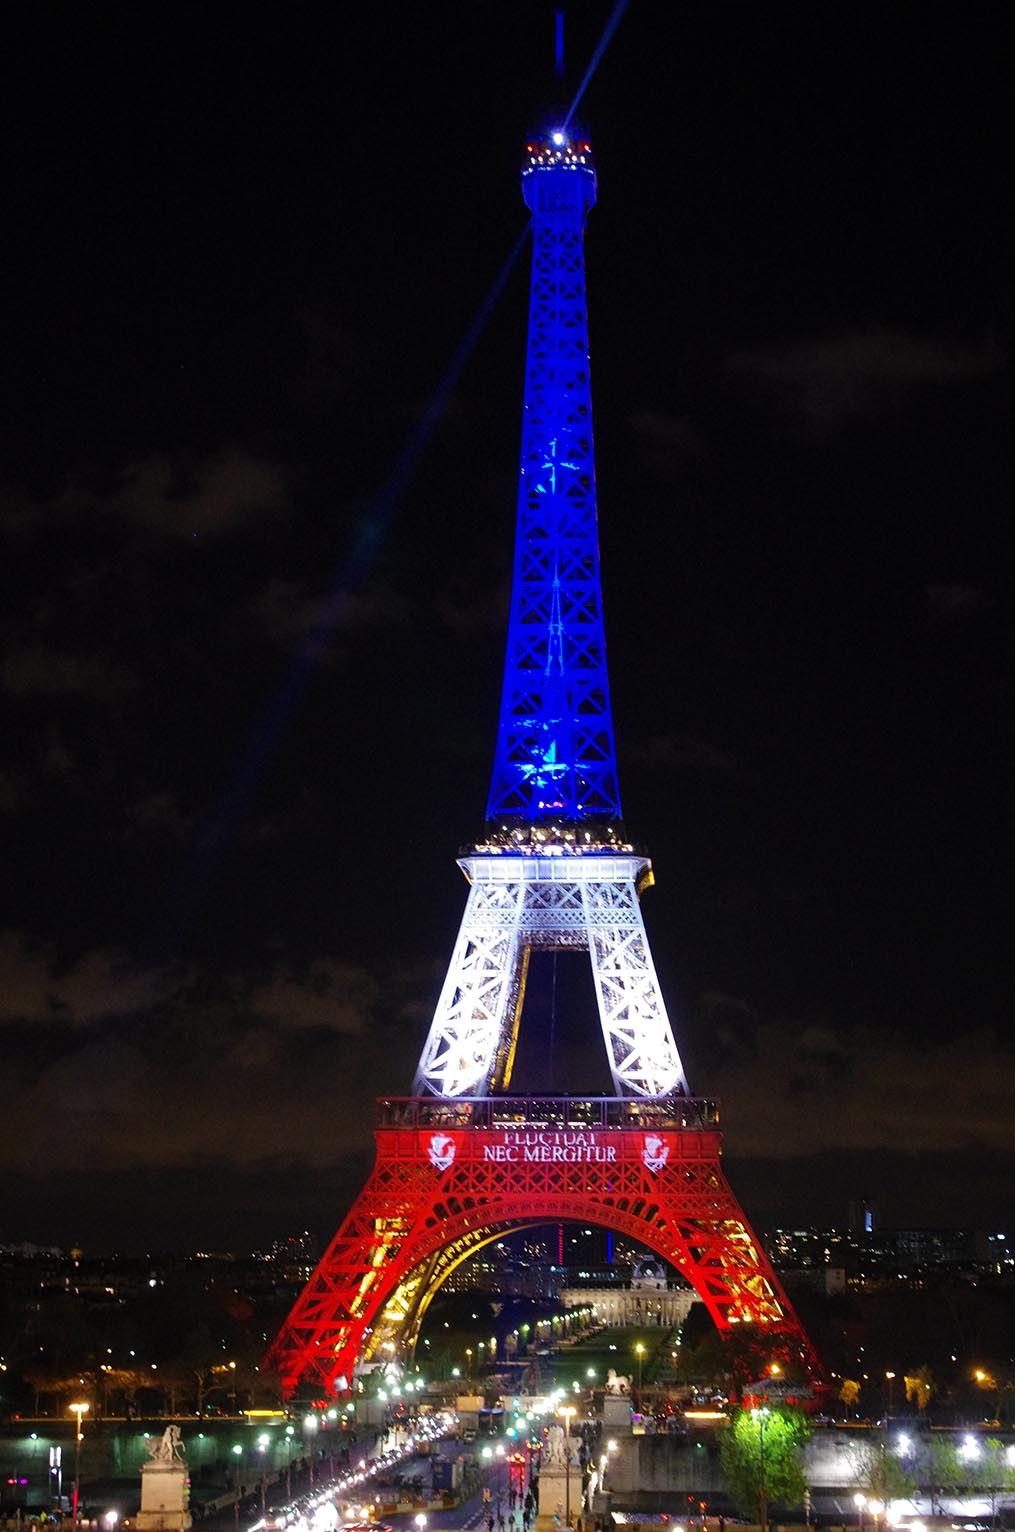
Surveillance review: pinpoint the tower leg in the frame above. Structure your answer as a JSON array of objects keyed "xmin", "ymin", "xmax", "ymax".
[
  {"xmin": 583, "ymin": 876, "xmax": 686, "ymax": 1096},
  {"xmin": 413, "ymin": 877, "xmax": 526, "ymax": 1096}
]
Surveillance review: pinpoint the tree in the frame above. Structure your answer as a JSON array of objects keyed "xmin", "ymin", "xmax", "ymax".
[
  {"xmin": 921, "ymin": 1434, "xmax": 963, "ymax": 1517},
  {"xmin": 970, "ymin": 1439, "xmax": 1015, "ymax": 1528},
  {"xmin": 22, "ymin": 1369, "xmax": 96, "ymax": 1416},
  {"xmin": 720, "ymin": 1408, "xmax": 809, "ymax": 1531},
  {"xmin": 924, "ymin": 1437, "xmax": 1015, "ymax": 1529},
  {"xmin": 839, "ymin": 1379, "xmax": 861, "ymax": 1417},
  {"xmin": 844, "ymin": 1439, "xmax": 916, "ymax": 1504},
  {"xmin": 904, "ymin": 1367, "xmax": 932, "ymax": 1412},
  {"xmin": 101, "ymin": 1367, "xmax": 154, "ymax": 1416}
]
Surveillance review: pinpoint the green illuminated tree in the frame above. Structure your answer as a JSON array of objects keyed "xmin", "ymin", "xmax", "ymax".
[
  {"xmin": 719, "ymin": 1408, "xmax": 809, "ymax": 1531},
  {"xmin": 923, "ymin": 1439, "xmax": 1015, "ymax": 1529}
]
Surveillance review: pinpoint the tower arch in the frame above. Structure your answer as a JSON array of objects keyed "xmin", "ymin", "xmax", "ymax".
[{"xmin": 270, "ymin": 1096, "xmax": 818, "ymax": 1394}]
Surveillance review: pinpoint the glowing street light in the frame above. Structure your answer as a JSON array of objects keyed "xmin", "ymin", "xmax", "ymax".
[
  {"xmin": 885, "ymin": 1371, "xmax": 896, "ymax": 1425},
  {"xmin": 285, "ymin": 1424, "xmax": 296, "ymax": 1497},
  {"xmin": 635, "ymin": 1343, "xmax": 646, "ymax": 1399},
  {"xmin": 558, "ymin": 1405, "xmax": 577, "ymax": 1530},
  {"xmin": 752, "ymin": 1407, "xmax": 771, "ymax": 1532},
  {"xmin": 854, "ymin": 1491, "xmax": 867, "ymax": 1532},
  {"xmin": 70, "ymin": 1403, "xmax": 89, "ymax": 1532}
]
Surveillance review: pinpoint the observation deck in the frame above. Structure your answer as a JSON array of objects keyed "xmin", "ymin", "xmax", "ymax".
[
  {"xmin": 522, "ymin": 127, "xmax": 594, "ymax": 171},
  {"xmin": 377, "ymin": 1094, "xmax": 719, "ymax": 1131},
  {"xmin": 521, "ymin": 126, "xmax": 596, "ymax": 215}
]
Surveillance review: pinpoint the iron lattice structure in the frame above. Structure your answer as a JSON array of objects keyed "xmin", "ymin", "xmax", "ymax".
[
  {"xmin": 486, "ymin": 129, "xmax": 618, "ymax": 826},
  {"xmin": 412, "ymin": 850, "xmax": 687, "ymax": 1099},
  {"xmin": 269, "ymin": 126, "xmax": 820, "ymax": 1396}
]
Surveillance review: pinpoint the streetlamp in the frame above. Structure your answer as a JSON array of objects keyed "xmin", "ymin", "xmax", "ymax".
[
  {"xmin": 285, "ymin": 1424, "xmax": 295, "ymax": 1499},
  {"xmin": 868, "ymin": 1498, "xmax": 884, "ymax": 1532},
  {"xmin": 558, "ymin": 1406, "xmax": 577, "ymax": 1531},
  {"xmin": 752, "ymin": 1407, "xmax": 770, "ymax": 1532},
  {"xmin": 465, "ymin": 1348, "xmax": 473, "ymax": 1384},
  {"xmin": 304, "ymin": 1410, "xmax": 318, "ymax": 1484},
  {"xmin": 69, "ymin": 1402, "xmax": 89, "ymax": 1532},
  {"xmin": 635, "ymin": 1343, "xmax": 645, "ymax": 1401},
  {"xmin": 885, "ymin": 1372, "xmax": 896, "ymax": 1427},
  {"xmin": 231, "ymin": 1440, "xmax": 244, "ymax": 1527},
  {"xmin": 854, "ymin": 1491, "xmax": 866, "ymax": 1532},
  {"xmin": 257, "ymin": 1434, "xmax": 270, "ymax": 1512}
]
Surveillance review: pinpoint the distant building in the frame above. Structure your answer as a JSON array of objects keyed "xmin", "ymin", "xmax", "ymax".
[
  {"xmin": 768, "ymin": 1223, "xmax": 1013, "ymax": 1285},
  {"xmin": 849, "ymin": 1198, "xmax": 877, "ymax": 1236},
  {"xmin": 560, "ymin": 1256, "xmax": 697, "ymax": 1327}
]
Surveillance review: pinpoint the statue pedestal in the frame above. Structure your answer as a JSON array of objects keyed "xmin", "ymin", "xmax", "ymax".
[
  {"xmin": 535, "ymin": 1463, "xmax": 579, "ymax": 1532},
  {"xmin": 136, "ymin": 1462, "xmax": 192, "ymax": 1532},
  {"xmin": 601, "ymin": 1393, "xmax": 632, "ymax": 1433}
]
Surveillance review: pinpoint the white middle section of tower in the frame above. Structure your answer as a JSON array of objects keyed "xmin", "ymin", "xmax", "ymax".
[{"xmin": 412, "ymin": 853, "xmax": 688, "ymax": 1099}]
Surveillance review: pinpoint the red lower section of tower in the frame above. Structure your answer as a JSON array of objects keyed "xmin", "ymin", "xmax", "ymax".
[{"xmin": 268, "ymin": 1096, "xmax": 821, "ymax": 1396}]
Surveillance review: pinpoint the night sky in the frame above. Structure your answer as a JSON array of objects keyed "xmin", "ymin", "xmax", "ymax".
[{"xmin": 2, "ymin": 3, "xmax": 1011, "ymax": 1252}]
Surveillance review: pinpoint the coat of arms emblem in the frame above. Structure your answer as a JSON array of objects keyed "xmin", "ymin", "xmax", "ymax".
[{"xmin": 427, "ymin": 1132, "xmax": 456, "ymax": 1172}]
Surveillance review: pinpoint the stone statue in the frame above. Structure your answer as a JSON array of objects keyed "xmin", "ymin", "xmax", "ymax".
[
  {"xmin": 544, "ymin": 1424, "xmax": 567, "ymax": 1467},
  {"xmin": 605, "ymin": 1368, "xmax": 630, "ymax": 1395},
  {"xmin": 146, "ymin": 1425, "xmax": 186, "ymax": 1463}
]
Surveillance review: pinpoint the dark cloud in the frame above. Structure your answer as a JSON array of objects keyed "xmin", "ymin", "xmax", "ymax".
[
  {"xmin": 2, "ymin": 645, "xmax": 137, "ymax": 700},
  {"xmin": 248, "ymin": 960, "xmax": 378, "ymax": 1033},
  {"xmin": 727, "ymin": 326, "xmax": 1004, "ymax": 432},
  {"xmin": 925, "ymin": 583, "xmax": 994, "ymax": 622},
  {"xmin": 705, "ymin": 1016, "xmax": 1015, "ymax": 1161},
  {"xmin": 0, "ymin": 943, "xmax": 412, "ymax": 1190},
  {"xmin": 254, "ymin": 579, "xmax": 409, "ymax": 651},
  {"xmin": 0, "ymin": 932, "xmax": 168, "ymax": 1026},
  {"xmin": 628, "ymin": 409, "xmax": 700, "ymax": 461},
  {"xmin": 627, "ymin": 731, "xmax": 743, "ymax": 782},
  {"xmin": 112, "ymin": 448, "xmax": 290, "ymax": 537}
]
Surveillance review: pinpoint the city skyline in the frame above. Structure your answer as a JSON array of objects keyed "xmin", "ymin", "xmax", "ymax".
[{"xmin": 1, "ymin": 3, "xmax": 1011, "ymax": 1250}]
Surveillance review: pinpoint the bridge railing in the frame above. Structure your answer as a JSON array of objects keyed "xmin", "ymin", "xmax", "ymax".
[{"xmin": 376, "ymin": 1094, "xmax": 719, "ymax": 1131}]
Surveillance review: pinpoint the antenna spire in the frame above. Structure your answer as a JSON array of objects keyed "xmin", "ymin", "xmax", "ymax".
[{"xmin": 554, "ymin": 11, "xmax": 565, "ymax": 81}]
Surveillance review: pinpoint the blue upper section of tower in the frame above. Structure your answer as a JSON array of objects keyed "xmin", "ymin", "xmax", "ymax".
[{"xmin": 485, "ymin": 126, "xmax": 623, "ymax": 832}]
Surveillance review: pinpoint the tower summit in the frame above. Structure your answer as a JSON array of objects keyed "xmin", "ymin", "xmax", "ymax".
[{"xmin": 486, "ymin": 124, "xmax": 620, "ymax": 834}]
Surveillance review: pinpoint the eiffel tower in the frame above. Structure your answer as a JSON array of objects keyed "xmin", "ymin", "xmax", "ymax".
[{"xmin": 269, "ymin": 120, "xmax": 820, "ymax": 1396}]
